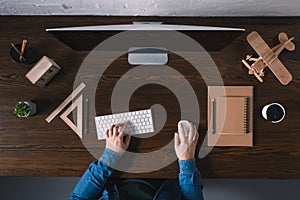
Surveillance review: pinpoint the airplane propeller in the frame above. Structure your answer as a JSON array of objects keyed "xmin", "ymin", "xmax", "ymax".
[{"xmin": 246, "ymin": 55, "xmax": 252, "ymax": 60}]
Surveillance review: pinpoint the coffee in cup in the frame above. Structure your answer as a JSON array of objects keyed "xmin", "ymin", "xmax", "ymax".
[{"xmin": 262, "ymin": 103, "xmax": 285, "ymax": 123}]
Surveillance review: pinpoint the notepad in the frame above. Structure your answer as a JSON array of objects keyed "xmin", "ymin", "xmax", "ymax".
[
  {"xmin": 219, "ymin": 97, "xmax": 248, "ymax": 134},
  {"xmin": 208, "ymin": 86, "xmax": 253, "ymax": 146}
]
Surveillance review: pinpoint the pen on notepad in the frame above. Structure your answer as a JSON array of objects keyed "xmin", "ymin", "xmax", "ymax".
[{"xmin": 212, "ymin": 98, "xmax": 215, "ymax": 134}]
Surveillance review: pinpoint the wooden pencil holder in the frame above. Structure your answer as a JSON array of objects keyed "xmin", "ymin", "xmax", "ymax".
[{"xmin": 25, "ymin": 56, "xmax": 61, "ymax": 87}]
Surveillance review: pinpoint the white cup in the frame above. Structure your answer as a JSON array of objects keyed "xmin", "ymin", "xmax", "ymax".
[{"xmin": 262, "ymin": 103, "xmax": 285, "ymax": 123}]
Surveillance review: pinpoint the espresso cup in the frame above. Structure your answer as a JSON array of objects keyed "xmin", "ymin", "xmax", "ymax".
[{"xmin": 262, "ymin": 103, "xmax": 285, "ymax": 123}]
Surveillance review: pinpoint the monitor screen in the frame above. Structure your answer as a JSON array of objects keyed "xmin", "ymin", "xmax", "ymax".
[{"xmin": 46, "ymin": 22, "xmax": 245, "ymax": 52}]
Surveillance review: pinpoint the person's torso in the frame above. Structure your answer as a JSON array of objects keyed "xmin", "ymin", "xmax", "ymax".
[{"xmin": 98, "ymin": 179, "xmax": 182, "ymax": 200}]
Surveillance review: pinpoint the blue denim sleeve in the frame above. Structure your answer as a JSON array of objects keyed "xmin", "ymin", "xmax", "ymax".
[
  {"xmin": 178, "ymin": 158, "xmax": 204, "ymax": 200},
  {"xmin": 69, "ymin": 148, "xmax": 121, "ymax": 200}
]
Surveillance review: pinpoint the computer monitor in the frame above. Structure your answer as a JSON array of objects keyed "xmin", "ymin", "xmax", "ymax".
[{"xmin": 46, "ymin": 22, "xmax": 245, "ymax": 52}]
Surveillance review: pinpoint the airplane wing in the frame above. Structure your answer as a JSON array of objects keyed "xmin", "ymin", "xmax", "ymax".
[
  {"xmin": 247, "ymin": 31, "xmax": 272, "ymax": 58},
  {"xmin": 268, "ymin": 58, "xmax": 292, "ymax": 85}
]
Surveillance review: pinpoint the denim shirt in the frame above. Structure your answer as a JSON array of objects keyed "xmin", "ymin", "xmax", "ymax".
[{"xmin": 69, "ymin": 148, "xmax": 204, "ymax": 200}]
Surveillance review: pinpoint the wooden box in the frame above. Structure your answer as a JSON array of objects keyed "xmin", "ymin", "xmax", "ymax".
[{"xmin": 25, "ymin": 56, "xmax": 60, "ymax": 87}]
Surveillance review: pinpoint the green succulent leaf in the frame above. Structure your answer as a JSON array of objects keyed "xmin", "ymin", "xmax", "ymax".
[{"xmin": 13, "ymin": 102, "xmax": 30, "ymax": 116}]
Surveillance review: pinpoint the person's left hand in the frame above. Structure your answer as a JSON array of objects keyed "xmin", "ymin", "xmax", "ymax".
[{"xmin": 105, "ymin": 122, "xmax": 131, "ymax": 155}]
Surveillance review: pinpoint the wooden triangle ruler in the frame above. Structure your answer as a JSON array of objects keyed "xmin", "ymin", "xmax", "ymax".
[
  {"xmin": 60, "ymin": 94, "xmax": 83, "ymax": 139},
  {"xmin": 46, "ymin": 82, "xmax": 85, "ymax": 123}
]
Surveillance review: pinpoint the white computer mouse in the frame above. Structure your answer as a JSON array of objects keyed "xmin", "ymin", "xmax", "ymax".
[{"xmin": 178, "ymin": 120, "xmax": 190, "ymax": 137}]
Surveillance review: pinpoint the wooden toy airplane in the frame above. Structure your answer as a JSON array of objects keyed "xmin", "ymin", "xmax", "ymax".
[{"xmin": 242, "ymin": 31, "xmax": 295, "ymax": 85}]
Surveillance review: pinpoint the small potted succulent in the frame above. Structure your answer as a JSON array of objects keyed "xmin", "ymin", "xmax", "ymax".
[{"xmin": 13, "ymin": 101, "xmax": 37, "ymax": 117}]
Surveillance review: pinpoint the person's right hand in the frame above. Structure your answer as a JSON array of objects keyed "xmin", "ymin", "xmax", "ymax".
[
  {"xmin": 105, "ymin": 122, "xmax": 131, "ymax": 155},
  {"xmin": 174, "ymin": 122, "xmax": 199, "ymax": 160}
]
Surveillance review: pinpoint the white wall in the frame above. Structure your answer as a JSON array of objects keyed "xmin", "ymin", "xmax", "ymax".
[{"xmin": 0, "ymin": 0, "xmax": 299, "ymax": 16}]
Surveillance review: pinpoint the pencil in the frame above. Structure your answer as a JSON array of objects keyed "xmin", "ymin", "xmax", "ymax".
[
  {"xmin": 84, "ymin": 98, "xmax": 89, "ymax": 134},
  {"xmin": 20, "ymin": 39, "xmax": 27, "ymax": 61},
  {"xmin": 11, "ymin": 43, "xmax": 26, "ymax": 61}
]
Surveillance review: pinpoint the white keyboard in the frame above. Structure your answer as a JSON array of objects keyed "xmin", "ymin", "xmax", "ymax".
[{"xmin": 95, "ymin": 109, "xmax": 154, "ymax": 140}]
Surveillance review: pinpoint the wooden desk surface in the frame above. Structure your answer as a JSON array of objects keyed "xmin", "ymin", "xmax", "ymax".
[{"xmin": 0, "ymin": 16, "xmax": 300, "ymax": 179}]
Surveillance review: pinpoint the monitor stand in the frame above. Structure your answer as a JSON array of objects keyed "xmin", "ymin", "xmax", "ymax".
[{"xmin": 128, "ymin": 47, "xmax": 168, "ymax": 65}]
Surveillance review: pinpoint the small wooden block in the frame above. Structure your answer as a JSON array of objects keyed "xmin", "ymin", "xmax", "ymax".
[{"xmin": 25, "ymin": 56, "xmax": 60, "ymax": 87}]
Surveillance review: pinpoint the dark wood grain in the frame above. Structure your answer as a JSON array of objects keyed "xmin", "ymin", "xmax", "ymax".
[{"xmin": 0, "ymin": 16, "xmax": 300, "ymax": 179}]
